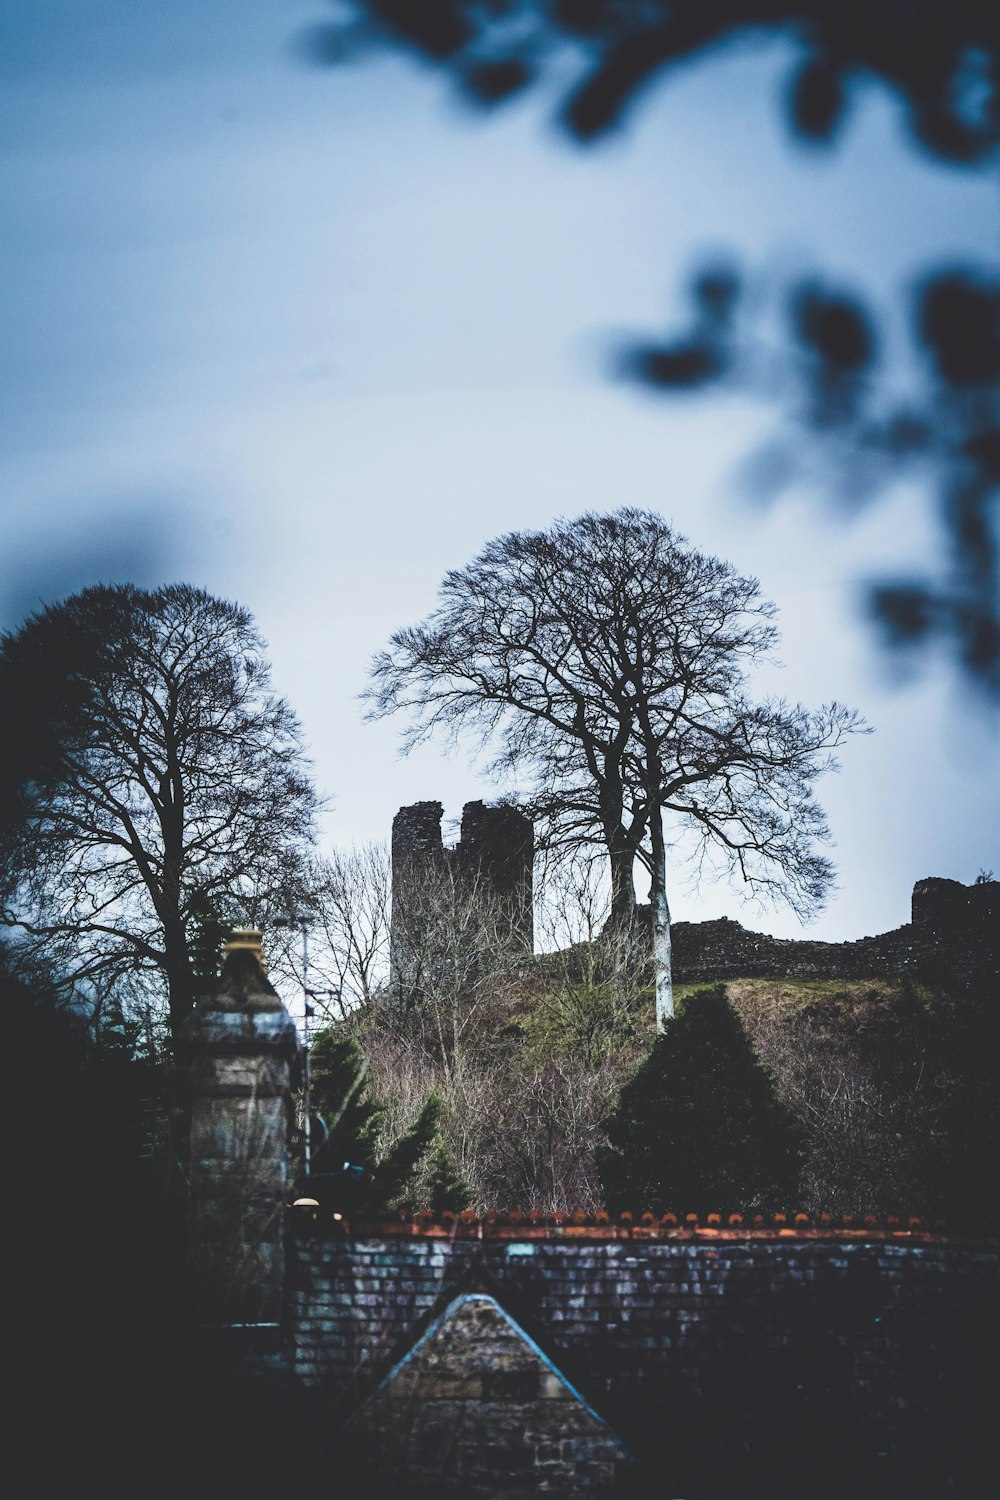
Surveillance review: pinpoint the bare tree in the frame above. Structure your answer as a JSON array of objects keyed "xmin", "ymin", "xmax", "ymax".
[
  {"xmin": 0, "ymin": 584, "xmax": 317, "ymax": 1033},
  {"xmin": 476, "ymin": 1055, "xmax": 623, "ymax": 1214},
  {"xmin": 278, "ymin": 844, "xmax": 392, "ymax": 1019},
  {"xmin": 386, "ymin": 854, "xmax": 525, "ymax": 1088},
  {"xmin": 366, "ymin": 508, "xmax": 865, "ymax": 1028},
  {"xmin": 354, "ymin": 852, "xmax": 534, "ymax": 1204},
  {"xmin": 349, "ymin": 845, "xmax": 652, "ymax": 1212},
  {"xmin": 533, "ymin": 850, "xmax": 649, "ymax": 1067},
  {"xmin": 732, "ymin": 980, "xmax": 946, "ymax": 1218}
]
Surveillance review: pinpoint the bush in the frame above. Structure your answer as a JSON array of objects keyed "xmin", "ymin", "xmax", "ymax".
[
  {"xmin": 599, "ymin": 985, "xmax": 802, "ymax": 1214},
  {"xmin": 307, "ymin": 1025, "xmax": 440, "ymax": 1213},
  {"xmin": 422, "ymin": 1137, "xmax": 474, "ymax": 1214}
]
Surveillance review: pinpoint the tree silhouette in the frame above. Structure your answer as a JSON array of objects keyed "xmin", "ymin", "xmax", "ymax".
[
  {"xmin": 0, "ymin": 584, "xmax": 317, "ymax": 1033},
  {"xmin": 599, "ymin": 984, "xmax": 802, "ymax": 1214},
  {"xmin": 367, "ymin": 508, "xmax": 863, "ymax": 1024}
]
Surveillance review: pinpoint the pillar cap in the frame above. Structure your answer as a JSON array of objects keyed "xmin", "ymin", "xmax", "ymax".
[
  {"xmin": 223, "ymin": 928, "xmax": 267, "ymax": 965},
  {"xmin": 198, "ymin": 938, "xmax": 285, "ymax": 1014}
]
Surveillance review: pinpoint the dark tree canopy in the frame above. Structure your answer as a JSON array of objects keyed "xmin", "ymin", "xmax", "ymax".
[
  {"xmin": 305, "ymin": 2, "xmax": 999, "ymax": 167},
  {"xmin": 0, "ymin": 583, "xmax": 317, "ymax": 1033},
  {"xmin": 599, "ymin": 984, "xmax": 803, "ymax": 1214}
]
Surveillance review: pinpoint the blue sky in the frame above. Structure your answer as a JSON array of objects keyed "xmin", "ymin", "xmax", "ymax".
[{"xmin": 1, "ymin": 2, "xmax": 997, "ymax": 941}]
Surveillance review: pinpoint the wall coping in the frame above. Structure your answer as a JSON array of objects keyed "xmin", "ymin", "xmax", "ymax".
[{"xmin": 289, "ymin": 1207, "xmax": 999, "ymax": 1248}]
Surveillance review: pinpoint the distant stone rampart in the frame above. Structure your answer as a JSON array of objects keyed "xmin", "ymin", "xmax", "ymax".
[
  {"xmin": 392, "ymin": 794, "xmax": 997, "ymax": 991},
  {"xmin": 672, "ymin": 876, "xmax": 998, "ymax": 988}
]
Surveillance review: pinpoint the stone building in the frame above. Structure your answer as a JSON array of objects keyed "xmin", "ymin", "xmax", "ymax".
[
  {"xmin": 391, "ymin": 790, "xmax": 998, "ymax": 997},
  {"xmin": 181, "ymin": 930, "xmax": 997, "ymax": 1497},
  {"xmin": 183, "ymin": 928, "xmax": 301, "ymax": 1330},
  {"xmin": 390, "ymin": 798, "xmax": 534, "ymax": 1000}
]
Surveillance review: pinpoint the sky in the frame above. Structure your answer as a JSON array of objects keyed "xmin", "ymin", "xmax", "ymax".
[{"xmin": 1, "ymin": 1, "xmax": 997, "ymax": 943}]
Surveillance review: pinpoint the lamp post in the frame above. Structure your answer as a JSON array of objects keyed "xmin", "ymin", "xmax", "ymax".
[
  {"xmin": 303, "ymin": 983, "xmax": 341, "ymax": 1179},
  {"xmin": 274, "ymin": 915, "xmax": 315, "ymax": 1177},
  {"xmin": 273, "ymin": 913, "xmax": 342, "ymax": 1180}
]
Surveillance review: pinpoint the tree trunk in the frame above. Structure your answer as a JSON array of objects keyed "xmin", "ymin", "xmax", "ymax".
[
  {"xmin": 650, "ymin": 809, "xmax": 673, "ymax": 1031},
  {"xmin": 160, "ymin": 762, "xmax": 196, "ymax": 1035},
  {"xmin": 603, "ymin": 835, "xmax": 642, "ymax": 1010},
  {"xmin": 607, "ymin": 842, "xmax": 637, "ymax": 931},
  {"xmin": 164, "ymin": 917, "xmax": 196, "ymax": 1034}
]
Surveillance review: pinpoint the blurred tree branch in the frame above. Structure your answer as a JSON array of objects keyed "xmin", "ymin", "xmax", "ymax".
[{"xmin": 303, "ymin": 0, "xmax": 999, "ymax": 695}]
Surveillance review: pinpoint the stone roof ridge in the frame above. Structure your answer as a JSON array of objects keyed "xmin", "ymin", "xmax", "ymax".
[{"xmin": 342, "ymin": 1288, "xmax": 634, "ymax": 1472}]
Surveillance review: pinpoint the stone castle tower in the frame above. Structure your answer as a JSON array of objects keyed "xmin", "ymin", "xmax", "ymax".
[{"xmin": 390, "ymin": 800, "xmax": 534, "ymax": 999}]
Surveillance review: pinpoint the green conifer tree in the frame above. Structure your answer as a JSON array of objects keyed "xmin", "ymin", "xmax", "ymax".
[
  {"xmin": 423, "ymin": 1136, "xmax": 474, "ymax": 1214},
  {"xmin": 307, "ymin": 1025, "xmax": 440, "ymax": 1212},
  {"xmin": 599, "ymin": 985, "xmax": 802, "ymax": 1214}
]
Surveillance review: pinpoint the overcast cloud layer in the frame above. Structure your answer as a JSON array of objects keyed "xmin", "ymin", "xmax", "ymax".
[{"xmin": 1, "ymin": 2, "xmax": 997, "ymax": 943}]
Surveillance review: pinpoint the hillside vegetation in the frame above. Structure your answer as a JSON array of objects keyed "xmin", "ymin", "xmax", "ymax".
[{"xmin": 335, "ymin": 960, "xmax": 998, "ymax": 1225}]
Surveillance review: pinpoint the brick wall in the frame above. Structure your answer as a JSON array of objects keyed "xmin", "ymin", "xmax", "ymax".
[{"xmin": 287, "ymin": 1218, "xmax": 997, "ymax": 1497}]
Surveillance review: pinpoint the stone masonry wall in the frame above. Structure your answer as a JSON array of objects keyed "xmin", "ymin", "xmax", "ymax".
[
  {"xmin": 343, "ymin": 1291, "xmax": 629, "ymax": 1493},
  {"xmin": 671, "ymin": 915, "xmax": 926, "ymax": 984},
  {"xmin": 458, "ymin": 799, "xmax": 534, "ymax": 952},
  {"xmin": 287, "ymin": 1220, "xmax": 997, "ymax": 1497},
  {"xmin": 669, "ymin": 876, "xmax": 998, "ymax": 988},
  {"xmin": 390, "ymin": 800, "xmax": 534, "ymax": 996}
]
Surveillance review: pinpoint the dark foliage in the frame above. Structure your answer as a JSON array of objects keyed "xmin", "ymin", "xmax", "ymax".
[
  {"xmin": 3, "ymin": 943, "xmax": 192, "ymax": 1497},
  {"xmin": 0, "ymin": 583, "xmax": 317, "ymax": 1031},
  {"xmin": 308, "ymin": 1024, "xmax": 441, "ymax": 1213},
  {"xmin": 303, "ymin": 2, "xmax": 999, "ymax": 166},
  {"xmin": 424, "ymin": 1135, "xmax": 474, "ymax": 1213},
  {"xmin": 304, "ymin": 0, "xmax": 1000, "ymax": 696},
  {"xmin": 624, "ymin": 260, "xmax": 1000, "ymax": 694},
  {"xmin": 922, "ymin": 978, "xmax": 1000, "ymax": 1229},
  {"xmin": 600, "ymin": 984, "xmax": 802, "ymax": 1212},
  {"xmin": 187, "ymin": 886, "xmax": 238, "ymax": 988}
]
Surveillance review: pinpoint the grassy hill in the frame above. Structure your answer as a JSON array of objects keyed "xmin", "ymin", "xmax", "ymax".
[{"xmin": 346, "ymin": 959, "xmax": 997, "ymax": 1222}]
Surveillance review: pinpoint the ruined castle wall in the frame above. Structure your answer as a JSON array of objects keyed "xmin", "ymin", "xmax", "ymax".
[
  {"xmin": 456, "ymin": 799, "xmax": 534, "ymax": 953},
  {"xmin": 288, "ymin": 1223, "xmax": 996, "ymax": 1493},
  {"xmin": 389, "ymin": 801, "xmax": 446, "ymax": 993},
  {"xmin": 390, "ymin": 801, "xmax": 535, "ymax": 994},
  {"xmin": 670, "ymin": 917, "xmax": 931, "ymax": 985},
  {"xmin": 392, "ymin": 796, "xmax": 997, "ymax": 993},
  {"xmin": 672, "ymin": 876, "xmax": 999, "ymax": 988},
  {"xmin": 390, "ymin": 800, "xmax": 447, "ymax": 897}
]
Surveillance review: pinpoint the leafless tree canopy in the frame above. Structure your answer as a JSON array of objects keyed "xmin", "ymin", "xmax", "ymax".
[
  {"xmin": 275, "ymin": 844, "xmax": 393, "ymax": 1019},
  {"xmin": 0, "ymin": 583, "xmax": 317, "ymax": 1032},
  {"xmin": 367, "ymin": 508, "xmax": 865, "ymax": 1021}
]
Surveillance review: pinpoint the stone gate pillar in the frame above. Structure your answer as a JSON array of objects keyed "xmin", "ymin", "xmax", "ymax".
[{"xmin": 183, "ymin": 930, "xmax": 301, "ymax": 1334}]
